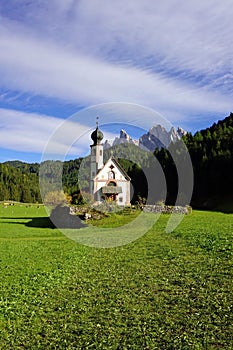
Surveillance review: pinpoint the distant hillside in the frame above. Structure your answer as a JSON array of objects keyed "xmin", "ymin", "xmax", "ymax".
[
  {"xmin": 4, "ymin": 160, "xmax": 39, "ymax": 174},
  {"xmin": 0, "ymin": 163, "xmax": 41, "ymax": 203},
  {"xmin": 0, "ymin": 158, "xmax": 85, "ymax": 204}
]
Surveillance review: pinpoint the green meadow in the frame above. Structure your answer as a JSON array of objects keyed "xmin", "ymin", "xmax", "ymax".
[{"xmin": 0, "ymin": 204, "xmax": 232, "ymax": 349}]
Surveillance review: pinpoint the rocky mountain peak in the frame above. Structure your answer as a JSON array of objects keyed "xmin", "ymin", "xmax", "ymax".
[
  {"xmin": 177, "ymin": 127, "xmax": 187, "ymax": 138},
  {"xmin": 120, "ymin": 129, "xmax": 130, "ymax": 140},
  {"xmin": 111, "ymin": 129, "xmax": 139, "ymax": 147},
  {"xmin": 103, "ymin": 124, "xmax": 187, "ymax": 151}
]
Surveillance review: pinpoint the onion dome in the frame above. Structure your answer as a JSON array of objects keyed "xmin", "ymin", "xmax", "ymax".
[{"xmin": 91, "ymin": 126, "xmax": 104, "ymax": 145}]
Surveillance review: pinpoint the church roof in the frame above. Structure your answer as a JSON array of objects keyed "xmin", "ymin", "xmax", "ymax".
[
  {"xmin": 94, "ymin": 157, "xmax": 131, "ymax": 181},
  {"xmin": 110, "ymin": 157, "xmax": 131, "ymax": 181}
]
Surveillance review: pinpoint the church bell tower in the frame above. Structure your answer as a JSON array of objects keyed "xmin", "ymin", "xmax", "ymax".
[{"xmin": 90, "ymin": 118, "xmax": 104, "ymax": 195}]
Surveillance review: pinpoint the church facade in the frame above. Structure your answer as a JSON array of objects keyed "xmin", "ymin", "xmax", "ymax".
[{"xmin": 89, "ymin": 123, "xmax": 131, "ymax": 206}]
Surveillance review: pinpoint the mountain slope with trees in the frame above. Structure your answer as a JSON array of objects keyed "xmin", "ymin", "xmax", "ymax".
[
  {"xmin": 184, "ymin": 113, "xmax": 233, "ymax": 210},
  {"xmin": 154, "ymin": 113, "xmax": 233, "ymax": 211},
  {"xmin": 0, "ymin": 163, "xmax": 41, "ymax": 203}
]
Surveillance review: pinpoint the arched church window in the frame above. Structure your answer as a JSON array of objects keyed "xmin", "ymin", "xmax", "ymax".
[
  {"xmin": 108, "ymin": 181, "xmax": 116, "ymax": 187},
  {"xmin": 108, "ymin": 171, "xmax": 115, "ymax": 179}
]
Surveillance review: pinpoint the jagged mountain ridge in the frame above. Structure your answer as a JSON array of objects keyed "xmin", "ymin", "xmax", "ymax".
[{"xmin": 104, "ymin": 125, "xmax": 187, "ymax": 151}]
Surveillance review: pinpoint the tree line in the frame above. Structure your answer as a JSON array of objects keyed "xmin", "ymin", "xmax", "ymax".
[
  {"xmin": 0, "ymin": 162, "xmax": 41, "ymax": 203},
  {"xmin": 154, "ymin": 113, "xmax": 233, "ymax": 210}
]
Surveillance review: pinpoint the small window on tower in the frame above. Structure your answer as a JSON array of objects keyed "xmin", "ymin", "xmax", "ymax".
[{"xmin": 100, "ymin": 150, "xmax": 102, "ymax": 156}]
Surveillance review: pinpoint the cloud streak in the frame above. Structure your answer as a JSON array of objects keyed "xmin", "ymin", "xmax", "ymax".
[
  {"xmin": 0, "ymin": 0, "xmax": 233, "ymax": 162},
  {"xmin": 0, "ymin": 18, "xmax": 232, "ymax": 120},
  {"xmin": 0, "ymin": 1, "xmax": 233, "ymax": 115},
  {"xmin": 2, "ymin": 1, "xmax": 233, "ymax": 77},
  {"xmin": 0, "ymin": 107, "xmax": 118, "ymax": 159},
  {"xmin": 0, "ymin": 109, "xmax": 84, "ymax": 157}
]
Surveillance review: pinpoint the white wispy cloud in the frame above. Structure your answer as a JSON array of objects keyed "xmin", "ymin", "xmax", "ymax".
[
  {"xmin": 0, "ymin": 0, "xmax": 233, "ymax": 124},
  {"xmin": 0, "ymin": 108, "xmax": 116, "ymax": 158},
  {"xmin": 2, "ymin": 0, "xmax": 232, "ymax": 79},
  {"xmin": 0, "ymin": 106, "xmax": 122, "ymax": 161}
]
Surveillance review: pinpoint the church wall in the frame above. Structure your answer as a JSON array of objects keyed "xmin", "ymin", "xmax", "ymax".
[{"xmin": 93, "ymin": 159, "xmax": 131, "ymax": 206}]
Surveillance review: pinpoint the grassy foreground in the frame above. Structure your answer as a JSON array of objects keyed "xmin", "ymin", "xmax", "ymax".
[{"xmin": 0, "ymin": 204, "xmax": 232, "ymax": 349}]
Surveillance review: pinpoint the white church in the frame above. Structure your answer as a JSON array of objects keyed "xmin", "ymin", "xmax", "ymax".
[{"xmin": 89, "ymin": 122, "xmax": 131, "ymax": 206}]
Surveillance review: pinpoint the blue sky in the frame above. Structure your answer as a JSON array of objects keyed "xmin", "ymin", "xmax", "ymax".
[{"xmin": 0, "ymin": 0, "xmax": 233, "ymax": 163}]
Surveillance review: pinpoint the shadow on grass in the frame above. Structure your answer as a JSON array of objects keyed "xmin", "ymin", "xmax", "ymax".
[
  {"xmin": 4, "ymin": 216, "xmax": 87, "ymax": 229},
  {"xmin": 27, "ymin": 217, "xmax": 54, "ymax": 228},
  {"xmin": 3, "ymin": 206, "xmax": 87, "ymax": 229},
  {"xmin": 2, "ymin": 217, "xmax": 54, "ymax": 228}
]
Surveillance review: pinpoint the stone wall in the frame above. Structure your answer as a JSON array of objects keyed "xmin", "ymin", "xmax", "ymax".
[{"xmin": 143, "ymin": 205, "xmax": 192, "ymax": 214}]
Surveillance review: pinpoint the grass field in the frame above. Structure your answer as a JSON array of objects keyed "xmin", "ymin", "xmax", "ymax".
[{"xmin": 0, "ymin": 204, "xmax": 232, "ymax": 349}]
